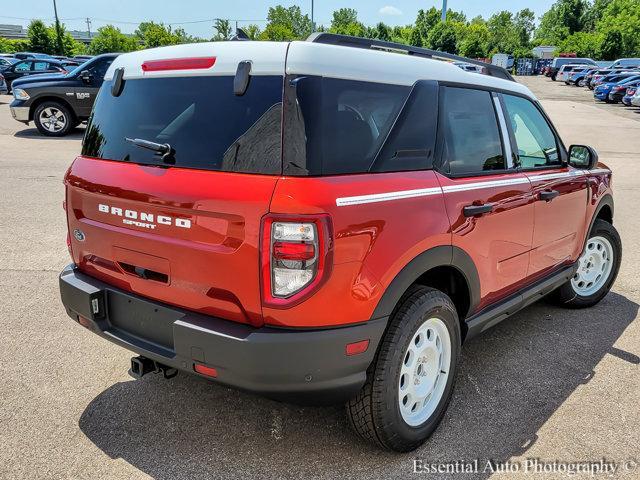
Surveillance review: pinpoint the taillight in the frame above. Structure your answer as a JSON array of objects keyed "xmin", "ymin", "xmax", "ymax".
[{"xmin": 261, "ymin": 215, "xmax": 333, "ymax": 307}]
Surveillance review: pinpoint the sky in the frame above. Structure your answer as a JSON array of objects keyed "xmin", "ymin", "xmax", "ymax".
[{"xmin": 1, "ymin": 1, "xmax": 557, "ymax": 38}]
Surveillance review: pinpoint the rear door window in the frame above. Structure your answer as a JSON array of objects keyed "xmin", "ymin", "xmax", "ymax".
[
  {"xmin": 82, "ymin": 75, "xmax": 284, "ymax": 174},
  {"xmin": 438, "ymin": 87, "xmax": 505, "ymax": 176},
  {"xmin": 13, "ymin": 61, "xmax": 30, "ymax": 72}
]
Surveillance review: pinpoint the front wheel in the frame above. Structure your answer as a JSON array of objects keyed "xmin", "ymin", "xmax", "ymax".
[
  {"xmin": 346, "ymin": 287, "xmax": 460, "ymax": 452},
  {"xmin": 33, "ymin": 101, "xmax": 74, "ymax": 137},
  {"xmin": 555, "ymin": 219, "xmax": 621, "ymax": 308}
]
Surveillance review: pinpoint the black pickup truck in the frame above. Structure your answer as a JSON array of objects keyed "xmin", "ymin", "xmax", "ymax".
[{"xmin": 9, "ymin": 54, "xmax": 117, "ymax": 136}]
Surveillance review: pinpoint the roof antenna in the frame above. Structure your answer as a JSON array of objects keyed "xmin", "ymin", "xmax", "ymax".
[{"xmin": 231, "ymin": 28, "xmax": 250, "ymax": 41}]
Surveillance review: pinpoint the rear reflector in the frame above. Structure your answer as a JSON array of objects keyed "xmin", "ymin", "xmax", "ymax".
[
  {"xmin": 273, "ymin": 242, "xmax": 316, "ymax": 261},
  {"xmin": 194, "ymin": 364, "xmax": 218, "ymax": 377},
  {"xmin": 142, "ymin": 57, "xmax": 216, "ymax": 72},
  {"xmin": 346, "ymin": 340, "xmax": 370, "ymax": 356}
]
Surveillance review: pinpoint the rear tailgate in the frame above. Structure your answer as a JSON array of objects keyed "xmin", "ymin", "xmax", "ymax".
[{"xmin": 65, "ymin": 41, "xmax": 288, "ymax": 326}]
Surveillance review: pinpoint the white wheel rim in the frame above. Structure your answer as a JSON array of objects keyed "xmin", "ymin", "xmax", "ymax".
[
  {"xmin": 39, "ymin": 107, "xmax": 66, "ymax": 133},
  {"xmin": 571, "ymin": 236, "xmax": 613, "ymax": 297},
  {"xmin": 398, "ymin": 317, "xmax": 451, "ymax": 427}
]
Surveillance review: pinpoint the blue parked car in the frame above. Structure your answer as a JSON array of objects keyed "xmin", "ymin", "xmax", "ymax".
[
  {"xmin": 569, "ymin": 68, "xmax": 597, "ymax": 86},
  {"xmin": 622, "ymin": 85, "xmax": 638, "ymax": 106},
  {"xmin": 594, "ymin": 74, "xmax": 640, "ymax": 102}
]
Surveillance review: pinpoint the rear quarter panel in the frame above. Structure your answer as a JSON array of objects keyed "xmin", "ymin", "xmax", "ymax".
[{"xmin": 267, "ymin": 171, "xmax": 450, "ymax": 328}]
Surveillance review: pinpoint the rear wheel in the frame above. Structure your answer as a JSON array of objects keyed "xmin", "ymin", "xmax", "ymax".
[
  {"xmin": 346, "ymin": 287, "xmax": 460, "ymax": 452},
  {"xmin": 555, "ymin": 219, "xmax": 621, "ymax": 308},
  {"xmin": 33, "ymin": 101, "xmax": 74, "ymax": 137},
  {"xmin": 577, "ymin": 78, "xmax": 586, "ymax": 87}
]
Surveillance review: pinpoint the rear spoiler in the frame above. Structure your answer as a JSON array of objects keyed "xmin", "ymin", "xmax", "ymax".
[{"xmin": 307, "ymin": 32, "xmax": 515, "ymax": 83}]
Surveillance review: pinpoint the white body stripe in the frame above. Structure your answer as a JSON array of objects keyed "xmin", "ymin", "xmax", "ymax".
[
  {"xmin": 527, "ymin": 170, "xmax": 585, "ymax": 182},
  {"xmin": 336, "ymin": 187, "xmax": 442, "ymax": 206},
  {"xmin": 589, "ymin": 168, "xmax": 611, "ymax": 175},
  {"xmin": 335, "ymin": 170, "xmax": 597, "ymax": 207},
  {"xmin": 441, "ymin": 177, "xmax": 530, "ymax": 193}
]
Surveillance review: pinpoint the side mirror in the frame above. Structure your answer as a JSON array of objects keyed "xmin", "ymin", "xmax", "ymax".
[
  {"xmin": 568, "ymin": 144, "xmax": 598, "ymax": 170},
  {"xmin": 80, "ymin": 70, "xmax": 92, "ymax": 82}
]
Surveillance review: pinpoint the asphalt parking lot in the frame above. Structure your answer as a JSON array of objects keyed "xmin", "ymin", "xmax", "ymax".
[{"xmin": 0, "ymin": 75, "xmax": 638, "ymax": 479}]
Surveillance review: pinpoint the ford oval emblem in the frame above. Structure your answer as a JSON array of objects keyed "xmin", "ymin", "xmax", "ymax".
[{"xmin": 73, "ymin": 229, "xmax": 86, "ymax": 242}]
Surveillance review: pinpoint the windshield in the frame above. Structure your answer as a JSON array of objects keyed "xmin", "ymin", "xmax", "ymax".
[{"xmin": 82, "ymin": 75, "xmax": 284, "ymax": 174}]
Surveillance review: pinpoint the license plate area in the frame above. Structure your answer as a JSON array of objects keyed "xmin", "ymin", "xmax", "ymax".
[{"xmin": 107, "ymin": 290, "xmax": 180, "ymax": 351}]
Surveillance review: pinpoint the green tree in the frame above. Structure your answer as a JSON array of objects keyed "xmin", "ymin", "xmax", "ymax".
[
  {"xmin": 329, "ymin": 8, "xmax": 365, "ymax": 36},
  {"xmin": 212, "ymin": 19, "xmax": 232, "ymax": 41},
  {"xmin": 596, "ymin": 0, "xmax": 640, "ymax": 56},
  {"xmin": 557, "ymin": 31, "xmax": 602, "ymax": 57},
  {"xmin": 48, "ymin": 23, "xmax": 85, "ymax": 56},
  {"xmin": 600, "ymin": 28, "xmax": 624, "ymax": 59},
  {"xmin": 88, "ymin": 25, "xmax": 138, "ymax": 54},
  {"xmin": 458, "ymin": 22, "xmax": 490, "ymax": 58},
  {"xmin": 487, "ymin": 11, "xmax": 521, "ymax": 54},
  {"xmin": 261, "ymin": 5, "xmax": 312, "ymax": 41},
  {"xmin": 413, "ymin": 7, "xmax": 441, "ymax": 46},
  {"xmin": 374, "ymin": 22, "xmax": 391, "ymax": 41},
  {"xmin": 244, "ymin": 24, "xmax": 262, "ymax": 40},
  {"xmin": 427, "ymin": 22, "xmax": 458, "ymax": 54},
  {"xmin": 330, "ymin": 8, "xmax": 358, "ymax": 30},
  {"xmin": 136, "ymin": 22, "xmax": 180, "ymax": 47},
  {"xmin": 514, "ymin": 9, "xmax": 535, "ymax": 46},
  {"xmin": 27, "ymin": 20, "xmax": 53, "ymax": 54}
]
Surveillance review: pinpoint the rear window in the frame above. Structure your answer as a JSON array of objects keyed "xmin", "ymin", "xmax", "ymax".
[{"xmin": 82, "ymin": 75, "xmax": 284, "ymax": 174}]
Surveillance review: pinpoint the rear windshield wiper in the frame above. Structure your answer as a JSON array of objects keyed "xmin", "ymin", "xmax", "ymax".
[{"xmin": 125, "ymin": 137, "xmax": 175, "ymax": 164}]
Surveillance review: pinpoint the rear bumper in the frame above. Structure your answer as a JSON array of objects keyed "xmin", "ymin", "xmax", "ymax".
[{"xmin": 59, "ymin": 265, "xmax": 387, "ymax": 404}]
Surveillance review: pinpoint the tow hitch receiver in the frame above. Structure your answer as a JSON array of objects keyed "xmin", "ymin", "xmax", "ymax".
[{"xmin": 129, "ymin": 356, "xmax": 178, "ymax": 380}]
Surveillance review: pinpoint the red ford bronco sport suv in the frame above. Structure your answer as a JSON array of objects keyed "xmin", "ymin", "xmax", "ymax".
[{"xmin": 59, "ymin": 34, "xmax": 621, "ymax": 452}]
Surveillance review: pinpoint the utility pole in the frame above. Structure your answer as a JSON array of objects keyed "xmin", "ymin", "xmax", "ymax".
[
  {"xmin": 86, "ymin": 17, "xmax": 92, "ymax": 38},
  {"xmin": 52, "ymin": 0, "xmax": 64, "ymax": 55},
  {"xmin": 441, "ymin": 0, "xmax": 448, "ymax": 22},
  {"xmin": 311, "ymin": 0, "xmax": 315, "ymax": 32}
]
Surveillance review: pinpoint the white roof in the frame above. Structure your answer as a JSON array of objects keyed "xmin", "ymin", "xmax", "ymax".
[{"xmin": 105, "ymin": 40, "xmax": 535, "ymax": 100}]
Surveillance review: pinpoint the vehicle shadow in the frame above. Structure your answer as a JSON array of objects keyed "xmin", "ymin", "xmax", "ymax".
[
  {"xmin": 79, "ymin": 292, "xmax": 638, "ymax": 480},
  {"xmin": 13, "ymin": 127, "xmax": 85, "ymax": 140}
]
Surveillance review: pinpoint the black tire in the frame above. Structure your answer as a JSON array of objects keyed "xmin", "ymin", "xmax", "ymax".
[
  {"xmin": 554, "ymin": 219, "xmax": 621, "ymax": 308},
  {"xmin": 346, "ymin": 286, "xmax": 461, "ymax": 452},
  {"xmin": 577, "ymin": 79, "xmax": 585, "ymax": 87},
  {"xmin": 33, "ymin": 101, "xmax": 75, "ymax": 137},
  {"xmin": 551, "ymin": 74, "xmax": 557, "ymax": 81}
]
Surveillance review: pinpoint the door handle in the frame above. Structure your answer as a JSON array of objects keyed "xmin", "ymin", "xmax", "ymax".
[
  {"xmin": 463, "ymin": 203, "xmax": 493, "ymax": 217},
  {"xmin": 539, "ymin": 190, "xmax": 560, "ymax": 202}
]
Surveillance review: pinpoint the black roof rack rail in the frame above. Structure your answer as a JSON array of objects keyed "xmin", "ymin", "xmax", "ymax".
[{"xmin": 306, "ymin": 32, "xmax": 515, "ymax": 83}]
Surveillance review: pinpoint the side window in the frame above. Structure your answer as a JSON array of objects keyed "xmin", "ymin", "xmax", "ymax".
[
  {"xmin": 33, "ymin": 61, "xmax": 48, "ymax": 71},
  {"xmin": 14, "ymin": 62, "xmax": 31, "ymax": 72},
  {"xmin": 285, "ymin": 76, "xmax": 411, "ymax": 175},
  {"xmin": 439, "ymin": 87, "xmax": 505, "ymax": 176},
  {"xmin": 502, "ymin": 94, "xmax": 560, "ymax": 169},
  {"xmin": 89, "ymin": 59, "xmax": 114, "ymax": 80}
]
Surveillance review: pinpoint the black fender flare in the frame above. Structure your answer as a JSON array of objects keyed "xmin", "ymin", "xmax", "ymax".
[
  {"xmin": 584, "ymin": 194, "xmax": 614, "ymax": 248},
  {"xmin": 371, "ymin": 245, "xmax": 480, "ymax": 321}
]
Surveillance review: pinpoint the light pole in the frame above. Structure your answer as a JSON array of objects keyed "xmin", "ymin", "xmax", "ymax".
[
  {"xmin": 441, "ymin": 0, "xmax": 448, "ymax": 22},
  {"xmin": 52, "ymin": 0, "xmax": 64, "ymax": 55},
  {"xmin": 311, "ymin": 0, "xmax": 315, "ymax": 32}
]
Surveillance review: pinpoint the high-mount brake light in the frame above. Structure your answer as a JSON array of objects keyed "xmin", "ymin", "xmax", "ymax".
[
  {"xmin": 141, "ymin": 57, "xmax": 217, "ymax": 72},
  {"xmin": 261, "ymin": 216, "xmax": 333, "ymax": 307}
]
